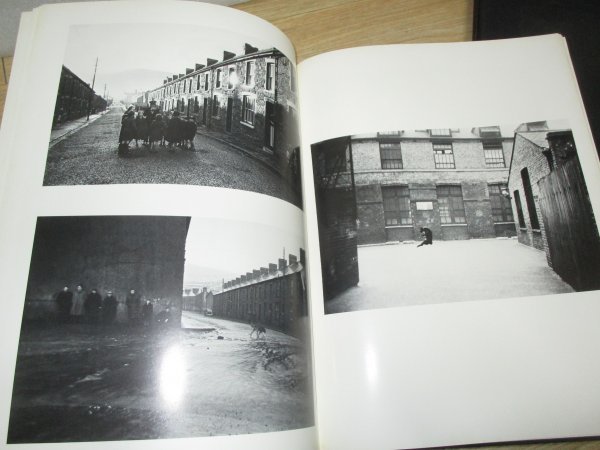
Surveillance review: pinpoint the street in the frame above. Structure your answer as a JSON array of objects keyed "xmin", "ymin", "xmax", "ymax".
[
  {"xmin": 8, "ymin": 311, "xmax": 313, "ymax": 443},
  {"xmin": 326, "ymin": 238, "xmax": 575, "ymax": 314},
  {"xmin": 43, "ymin": 107, "xmax": 302, "ymax": 208}
]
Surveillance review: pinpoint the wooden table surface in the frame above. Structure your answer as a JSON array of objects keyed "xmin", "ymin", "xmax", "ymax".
[{"xmin": 0, "ymin": 1, "xmax": 598, "ymax": 448}]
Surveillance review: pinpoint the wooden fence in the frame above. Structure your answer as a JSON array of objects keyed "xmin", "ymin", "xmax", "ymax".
[{"xmin": 538, "ymin": 157, "xmax": 600, "ymax": 291}]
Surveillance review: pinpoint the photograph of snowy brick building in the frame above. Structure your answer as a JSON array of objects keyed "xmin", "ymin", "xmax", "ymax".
[{"xmin": 311, "ymin": 122, "xmax": 600, "ymax": 314}]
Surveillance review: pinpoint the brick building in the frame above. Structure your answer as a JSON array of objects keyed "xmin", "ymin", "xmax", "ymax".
[
  {"xmin": 507, "ymin": 124, "xmax": 600, "ymax": 291},
  {"xmin": 145, "ymin": 44, "xmax": 300, "ymax": 181},
  {"xmin": 201, "ymin": 250, "xmax": 307, "ymax": 336},
  {"xmin": 314, "ymin": 127, "xmax": 517, "ymax": 246},
  {"xmin": 53, "ymin": 65, "xmax": 107, "ymax": 126},
  {"xmin": 183, "ymin": 286, "xmax": 214, "ymax": 315}
]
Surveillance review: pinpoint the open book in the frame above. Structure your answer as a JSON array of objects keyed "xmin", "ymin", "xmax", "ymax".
[{"xmin": 1, "ymin": 2, "xmax": 600, "ymax": 449}]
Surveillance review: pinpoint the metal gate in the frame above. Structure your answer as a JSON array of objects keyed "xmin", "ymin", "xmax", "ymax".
[{"xmin": 537, "ymin": 157, "xmax": 600, "ymax": 291}]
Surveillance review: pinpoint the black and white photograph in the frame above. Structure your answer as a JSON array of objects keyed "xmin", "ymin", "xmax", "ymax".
[
  {"xmin": 43, "ymin": 24, "xmax": 302, "ymax": 208},
  {"xmin": 312, "ymin": 121, "xmax": 600, "ymax": 314},
  {"xmin": 8, "ymin": 215, "xmax": 312, "ymax": 443}
]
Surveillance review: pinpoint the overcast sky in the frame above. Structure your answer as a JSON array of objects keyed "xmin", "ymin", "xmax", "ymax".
[
  {"xmin": 63, "ymin": 23, "xmax": 268, "ymax": 99},
  {"xmin": 184, "ymin": 217, "xmax": 305, "ymax": 277}
]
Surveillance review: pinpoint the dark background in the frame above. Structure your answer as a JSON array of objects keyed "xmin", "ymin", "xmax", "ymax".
[{"xmin": 474, "ymin": 0, "xmax": 600, "ymax": 156}]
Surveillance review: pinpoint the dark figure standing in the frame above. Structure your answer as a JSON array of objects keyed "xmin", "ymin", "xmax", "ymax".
[
  {"xmin": 55, "ymin": 286, "xmax": 73, "ymax": 323},
  {"xmin": 118, "ymin": 107, "xmax": 137, "ymax": 145},
  {"xmin": 84, "ymin": 288, "xmax": 102, "ymax": 324},
  {"xmin": 126, "ymin": 288, "xmax": 141, "ymax": 324},
  {"xmin": 417, "ymin": 227, "xmax": 433, "ymax": 247},
  {"xmin": 142, "ymin": 299, "xmax": 154, "ymax": 327},
  {"xmin": 102, "ymin": 290, "xmax": 118, "ymax": 325}
]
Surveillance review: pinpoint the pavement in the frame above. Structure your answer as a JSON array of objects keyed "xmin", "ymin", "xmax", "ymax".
[
  {"xmin": 8, "ymin": 312, "xmax": 313, "ymax": 443},
  {"xmin": 325, "ymin": 238, "xmax": 575, "ymax": 314},
  {"xmin": 43, "ymin": 107, "xmax": 302, "ymax": 208},
  {"xmin": 49, "ymin": 110, "xmax": 108, "ymax": 146}
]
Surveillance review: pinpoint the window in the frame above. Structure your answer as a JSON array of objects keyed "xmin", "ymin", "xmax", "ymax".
[
  {"xmin": 188, "ymin": 78, "xmax": 192, "ymax": 93},
  {"xmin": 479, "ymin": 126, "xmax": 501, "ymax": 138},
  {"xmin": 242, "ymin": 95, "xmax": 255, "ymax": 125},
  {"xmin": 216, "ymin": 69, "xmax": 222, "ymax": 88},
  {"xmin": 488, "ymin": 184, "xmax": 513, "ymax": 222},
  {"xmin": 513, "ymin": 190, "xmax": 526, "ymax": 228},
  {"xmin": 194, "ymin": 96, "xmax": 200, "ymax": 113},
  {"xmin": 379, "ymin": 142, "xmax": 403, "ymax": 169},
  {"xmin": 204, "ymin": 74, "xmax": 209, "ymax": 91},
  {"xmin": 196, "ymin": 76, "xmax": 201, "ymax": 90},
  {"xmin": 437, "ymin": 185, "xmax": 466, "ymax": 224},
  {"xmin": 245, "ymin": 61, "xmax": 255, "ymax": 85},
  {"xmin": 521, "ymin": 168, "xmax": 540, "ymax": 229},
  {"xmin": 433, "ymin": 143, "xmax": 455, "ymax": 169},
  {"xmin": 483, "ymin": 141, "xmax": 505, "ymax": 168},
  {"xmin": 228, "ymin": 67, "xmax": 236, "ymax": 89},
  {"xmin": 212, "ymin": 95, "xmax": 219, "ymax": 116},
  {"xmin": 382, "ymin": 186, "xmax": 411, "ymax": 226},
  {"xmin": 266, "ymin": 62, "xmax": 275, "ymax": 91},
  {"xmin": 430, "ymin": 129, "xmax": 451, "ymax": 137}
]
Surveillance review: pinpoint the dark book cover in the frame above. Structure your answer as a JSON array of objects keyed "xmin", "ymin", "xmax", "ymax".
[{"xmin": 474, "ymin": 0, "xmax": 600, "ymax": 152}]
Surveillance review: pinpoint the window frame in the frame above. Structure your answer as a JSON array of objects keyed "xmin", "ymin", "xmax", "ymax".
[
  {"xmin": 266, "ymin": 61, "xmax": 275, "ymax": 91},
  {"xmin": 382, "ymin": 185, "xmax": 412, "ymax": 226},
  {"xmin": 215, "ymin": 69, "xmax": 222, "ymax": 89},
  {"xmin": 379, "ymin": 142, "xmax": 403, "ymax": 169},
  {"xmin": 245, "ymin": 61, "xmax": 255, "ymax": 86},
  {"xmin": 432, "ymin": 143, "xmax": 456, "ymax": 169},
  {"xmin": 436, "ymin": 185, "xmax": 466, "ymax": 224},
  {"xmin": 488, "ymin": 184, "xmax": 514, "ymax": 223},
  {"xmin": 482, "ymin": 141, "xmax": 506, "ymax": 168},
  {"xmin": 241, "ymin": 94, "xmax": 256, "ymax": 126}
]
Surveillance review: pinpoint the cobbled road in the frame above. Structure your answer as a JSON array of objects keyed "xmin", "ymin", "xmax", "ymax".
[{"xmin": 43, "ymin": 107, "xmax": 302, "ymax": 208}]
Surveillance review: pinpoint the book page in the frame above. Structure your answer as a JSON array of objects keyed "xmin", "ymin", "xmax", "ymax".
[
  {"xmin": 0, "ymin": 2, "xmax": 315, "ymax": 449},
  {"xmin": 298, "ymin": 34, "xmax": 600, "ymax": 449}
]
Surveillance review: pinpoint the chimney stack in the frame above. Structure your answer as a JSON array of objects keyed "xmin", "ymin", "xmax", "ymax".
[
  {"xmin": 278, "ymin": 258, "xmax": 286, "ymax": 270},
  {"xmin": 244, "ymin": 43, "xmax": 258, "ymax": 55},
  {"xmin": 269, "ymin": 263, "xmax": 277, "ymax": 274},
  {"xmin": 289, "ymin": 254, "xmax": 298, "ymax": 265}
]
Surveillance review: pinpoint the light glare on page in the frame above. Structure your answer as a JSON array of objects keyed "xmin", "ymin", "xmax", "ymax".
[{"xmin": 160, "ymin": 345, "xmax": 186, "ymax": 409}]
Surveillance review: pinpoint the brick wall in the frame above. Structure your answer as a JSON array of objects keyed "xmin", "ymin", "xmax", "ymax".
[
  {"xmin": 23, "ymin": 216, "xmax": 189, "ymax": 323},
  {"xmin": 356, "ymin": 185, "xmax": 386, "ymax": 244},
  {"xmin": 507, "ymin": 133, "xmax": 551, "ymax": 255}
]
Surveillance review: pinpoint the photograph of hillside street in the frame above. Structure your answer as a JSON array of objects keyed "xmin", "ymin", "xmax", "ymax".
[
  {"xmin": 312, "ymin": 121, "xmax": 600, "ymax": 314},
  {"xmin": 43, "ymin": 24, "xmax": 302, "ymax": 208},
  {"xmin": 8, "ymin": 215, "xmax": 312, "ymax": 443}
]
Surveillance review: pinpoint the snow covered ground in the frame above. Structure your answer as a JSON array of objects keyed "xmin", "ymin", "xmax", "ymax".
[
  {"xmin": 326, "ymin": 238, "xmax": 574, "ymax": 314},
  {"xmin": 8, "ymin": 313, "xmax": 313, "ymax": 443}
]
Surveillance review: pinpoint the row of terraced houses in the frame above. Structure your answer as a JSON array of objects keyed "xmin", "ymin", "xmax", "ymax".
[
  {"xmin": 183, "ymin": 250, "xmax": 307, "ymax": 336},
  {"xmin": 144, "ymin": 43, "xmax": 300, "ymax": 181}
]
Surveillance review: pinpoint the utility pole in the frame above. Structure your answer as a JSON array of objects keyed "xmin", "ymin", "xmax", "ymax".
[{"xmin": 86, "ymin": 57, "xmax": 98, "ymax": 121}]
